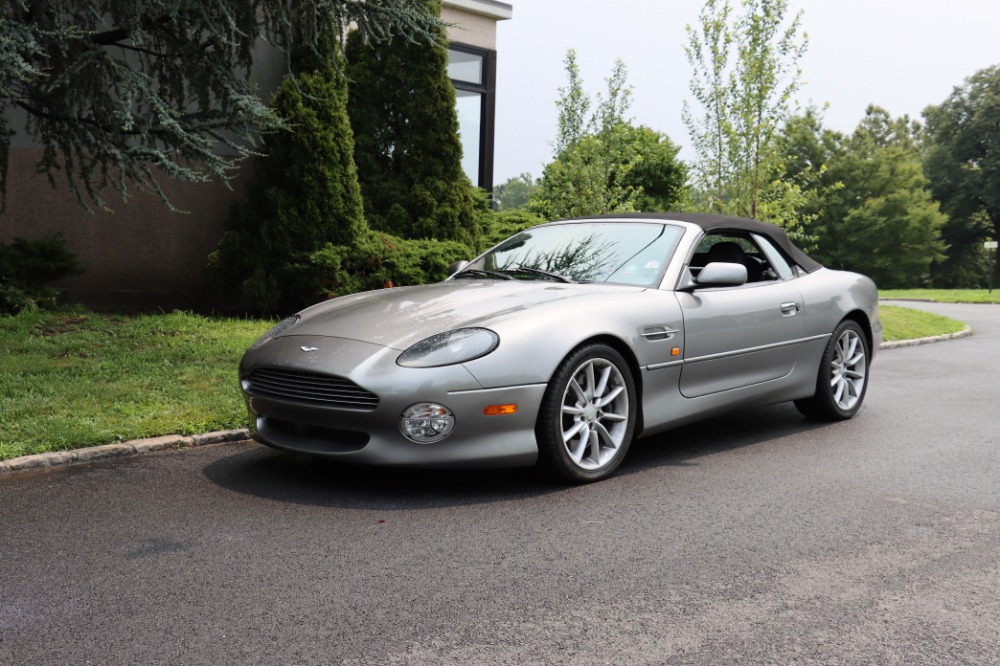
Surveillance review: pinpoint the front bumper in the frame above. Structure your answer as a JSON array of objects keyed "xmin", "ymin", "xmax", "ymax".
[{"xmin": 240, "ymin": 335, "xmax": 543, "ymax": 468}]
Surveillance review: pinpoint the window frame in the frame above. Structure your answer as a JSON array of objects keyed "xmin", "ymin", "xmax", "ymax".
[{"xmin": 447, "ymin": 42, "xmax": 496, "ymax": 191}]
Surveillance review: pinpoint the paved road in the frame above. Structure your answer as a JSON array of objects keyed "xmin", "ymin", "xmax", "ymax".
[{"xmin": 2, "ymin": 303, "xmax": 999, "ymax": 665}]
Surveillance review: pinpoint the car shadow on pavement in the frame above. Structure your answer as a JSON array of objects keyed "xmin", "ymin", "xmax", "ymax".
[
  {"xmin": 202, "ymin": 401, "xmax": 840, "ymax": 510},
  {"xmin": 624, "ymin": 401, "xmax": 832, "ymax": 474}
]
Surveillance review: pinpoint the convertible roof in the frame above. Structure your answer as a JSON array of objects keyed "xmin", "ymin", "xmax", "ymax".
[{"xmin": 578, "ymin": 212, "xmax": 823, "ymax": 273}]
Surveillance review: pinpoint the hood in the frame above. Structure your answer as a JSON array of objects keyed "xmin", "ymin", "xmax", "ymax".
[{"xmin": 283, "ymin": 280, "xmax": 644, "ymax": 349}]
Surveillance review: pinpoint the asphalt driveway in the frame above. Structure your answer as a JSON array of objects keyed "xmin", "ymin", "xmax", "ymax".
[{"xmin": 1, "ymin": 301, "xmax": 998, "ymax": 665}]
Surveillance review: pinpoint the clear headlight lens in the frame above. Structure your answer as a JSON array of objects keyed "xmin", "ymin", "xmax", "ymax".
[
  {"xmin": 396, "ymin": 328, "xmax": 499, "ymax": 368},
  {"xmin": 400, "ymin": 403, "xmax": 455, "ymax": 443},
  {"xmin": 248, "ymin": 315, "xmax": 299, "ymax": 350}
]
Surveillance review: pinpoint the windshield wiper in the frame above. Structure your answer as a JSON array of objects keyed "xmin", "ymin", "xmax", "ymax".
[
  {"xmin": 510, "ymin": 266, "xmax": 575, "ymax": 283},
  {"xmin": 453, "ymin": 268, "xmax": 515, "ymax": 280}
]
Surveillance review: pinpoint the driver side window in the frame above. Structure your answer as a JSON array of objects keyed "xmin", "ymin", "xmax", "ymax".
[{"xmin": 689, "ymin": 232, "xmax": 781, "ymax": 283}]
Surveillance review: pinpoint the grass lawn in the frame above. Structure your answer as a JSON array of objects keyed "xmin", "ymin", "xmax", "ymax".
[
  {"xmin": 0, "ymin": 304, "xmax": 970, "ymax": 461},
  {"xmin": 879, "ymin": 305, "xmax": 966, "ymax": 342},
  {"xmin": 880, "ymin": 289, "xmax": 1000, "ymax": 303},
  {"xmin": 0, "ymin": 309, "xmax": 271, "ymax": 460}
]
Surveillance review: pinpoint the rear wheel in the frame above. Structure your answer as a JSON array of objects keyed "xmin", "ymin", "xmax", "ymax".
[
  {"xmin": 536, "ymin": 344, "xmax": 637, "ymax": 483},
  {"xmin": 795, "ymin": 319, "xmax": 870, "ymax": 420}
]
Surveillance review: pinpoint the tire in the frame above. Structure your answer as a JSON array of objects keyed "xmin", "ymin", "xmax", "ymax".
[
  {"xmin": 536, "ymin": 344, "xmax": 637, "ymax": 483},
  {"xmin": 794, "ymin": 319, "xmax": 870, "ymax": 421}
]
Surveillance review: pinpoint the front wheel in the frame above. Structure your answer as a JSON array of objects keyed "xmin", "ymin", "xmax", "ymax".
[
  {"xmin": 536, "ymin": 344, "xmax": 637, "ymax": 483},
  {"xmin": 795, "ymin": 319, "xmax": 870, "ymax": 420}
]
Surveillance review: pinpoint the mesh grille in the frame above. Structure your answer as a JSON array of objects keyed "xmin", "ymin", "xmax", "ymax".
[{"xmin": 244, "ymin": 368, "xmax": 379, "ymax": 410}]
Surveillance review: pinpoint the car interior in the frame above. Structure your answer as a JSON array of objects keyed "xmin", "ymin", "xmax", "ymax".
[{"xmin": 689, "ymin": 232, "xmax": 786, "ymax": 283}]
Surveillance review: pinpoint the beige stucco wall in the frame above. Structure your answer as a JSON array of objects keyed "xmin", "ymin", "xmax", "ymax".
[{"xmin": 442, "ymin": 7, "xmax": 498, "ymax": 49}]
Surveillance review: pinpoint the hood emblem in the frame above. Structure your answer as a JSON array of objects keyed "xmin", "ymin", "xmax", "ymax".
[{"xmin": 300, "ymin": 346, "xmax": 319, "ymax": 352}]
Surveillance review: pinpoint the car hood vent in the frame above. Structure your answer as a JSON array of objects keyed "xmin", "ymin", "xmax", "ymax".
[{"xmin": 244, "ymin": 368, "xmax": 379, "ymax": 410}]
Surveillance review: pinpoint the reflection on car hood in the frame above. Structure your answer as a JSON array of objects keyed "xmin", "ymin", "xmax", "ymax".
[{"xmin": 284, "ymin": 280, "xmax": 644, "ymax": 349}]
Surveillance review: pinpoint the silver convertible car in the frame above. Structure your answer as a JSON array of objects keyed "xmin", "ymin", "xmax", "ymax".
[{"xmin": 239, "ymin": 213, "xmax": 880, "ymax": 482}]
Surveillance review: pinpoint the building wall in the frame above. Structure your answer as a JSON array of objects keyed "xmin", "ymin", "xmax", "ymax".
[
  {"xmin": 1, "ymin": 4, "xmax": 510, "ymax": 312},
  {"xmin": 443, "ymin": 8, "xmax": 498, "ymax": 49}
]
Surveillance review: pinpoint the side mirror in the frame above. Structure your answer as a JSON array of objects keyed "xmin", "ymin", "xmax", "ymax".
[
  {"xmin": 447, "ymin": 260, "xmax": 469, "ymax": 276},
  {"xmin": 679, "ymin": 262, "xmax": 747, "ymax": 290},
  {"xmin": 696, "ymin": 262, "xmax": 747, "ymax": 287}
]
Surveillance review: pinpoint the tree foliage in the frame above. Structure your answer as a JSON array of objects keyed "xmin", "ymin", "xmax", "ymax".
[
  {"xmin": 533, "ymin": 52, "xmax": 686, "ymax": 219},
  {"xmin": 209, "ymin": 44, "xmax": 365, "ymax": 314},
  {"xmin": 0, "ymin": 0, "xmax": 444, "ymax": 212},
  {"xmin": 683, "ymin": 0, "xmax": 806, "ymax": 220},
  {"xmin": 492, "ymin": 173, "xmax": 539, "ymax": 211},
  {"xmin": 345, "ymin": 0, "xmax": 478, "ymax": 245},
  {"xmin": 923, "ymin": 65, "xmax": 1000, "ymax": 288},
  {"xmin": 777, "ymin": 107, "xmax": 947, "ymax": 288}
]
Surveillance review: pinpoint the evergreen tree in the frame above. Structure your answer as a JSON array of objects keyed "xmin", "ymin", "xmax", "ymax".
[
  {"xmin": 345, "ymin": 0, "xmax": 478, "ymax": 245},
  {"xmin": 210, "ymin": 43, "xmax": 365, "ymax": 314},
  {"xmin": 0, "ymin": 0, "xmax": 444, "ymax": 212}
]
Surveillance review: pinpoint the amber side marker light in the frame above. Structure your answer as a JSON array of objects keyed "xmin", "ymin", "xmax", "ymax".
[
  {"xmin": 671, "ymin": 347, "xmax": 681, "ymax": 357},
  {"xmin": 484, "ymin": 404, "xmax": 518, "ymax": 416}
]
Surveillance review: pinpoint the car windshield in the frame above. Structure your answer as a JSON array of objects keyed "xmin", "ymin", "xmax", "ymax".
[{"xmin": 462, "ymin": 222, "xmax": 683, "ymax": 287}]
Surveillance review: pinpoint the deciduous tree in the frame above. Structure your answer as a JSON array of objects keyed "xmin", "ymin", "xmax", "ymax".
[
  {"xmin": 777, "ymin": 107, "xmax": 947, "ymax": 288},
  {"xmin": 923, "ymin": 65, "xmax": 1000, "ymax": 288},
  {"xmin": 683, "ymin": 0, "xmax": 806, "ymax": 220},
  {"xmin": 533, "ymin": 53, "xmax": 685, "ymax": 219}
]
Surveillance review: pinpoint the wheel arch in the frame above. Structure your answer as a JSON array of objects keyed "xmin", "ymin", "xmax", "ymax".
[
  {"xmin": 554, "ymin": 334, "xmax": 645, "ymax": 435},
  {"xmin": 841, "ymin": 309, "xmax": 874, "ymax": 354}
]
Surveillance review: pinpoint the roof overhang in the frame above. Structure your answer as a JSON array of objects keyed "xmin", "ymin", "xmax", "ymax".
[{"xmin": 443, "ymin": 0, "xmax": 513, "ymax": 21}]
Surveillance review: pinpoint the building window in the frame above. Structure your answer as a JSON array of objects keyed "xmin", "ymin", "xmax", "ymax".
[{"xmin": 448, "ymin": 43, "xmax": 496, "ymax": 191}]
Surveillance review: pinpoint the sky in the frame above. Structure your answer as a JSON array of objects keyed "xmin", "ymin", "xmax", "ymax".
[{"xmin": 491, "ymin": 0, "xmax": 1000, "ymax": 184}]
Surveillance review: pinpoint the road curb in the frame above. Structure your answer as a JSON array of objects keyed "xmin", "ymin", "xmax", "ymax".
[
  {"xmin": 0, "ymin": 429, "xmax": 250, "ymax": 476},
  {"xmin": 879, "ymin": 325, "xmax": 973, "ymax": 350}
]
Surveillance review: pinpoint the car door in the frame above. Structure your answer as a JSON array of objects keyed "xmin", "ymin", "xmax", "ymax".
[{"xmin": 677, "ymin": 243, "xmax": 805, "ymax": 399}]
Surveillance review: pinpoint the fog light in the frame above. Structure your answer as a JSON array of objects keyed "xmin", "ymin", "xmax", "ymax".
[{"xmin": 400, "ymin": 403, "xmax": 455, "ymax": 443}]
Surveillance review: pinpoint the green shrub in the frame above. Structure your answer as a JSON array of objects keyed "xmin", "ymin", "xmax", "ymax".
[
  {"xmin": 310, "ymin": 230, "xmax": 473, "ymax": 298},
  {"xmin": 0, "ymin": 235, "xmax": 83, "ymax": 314},
  {"xmin": 477, "ymin": 210, "xmax": 546, "ymax": 253}
]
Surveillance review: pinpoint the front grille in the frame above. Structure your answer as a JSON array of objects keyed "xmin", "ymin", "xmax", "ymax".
[{"xmin": 244, "ymin": 368, "xmax": 379, "ymax": 410}]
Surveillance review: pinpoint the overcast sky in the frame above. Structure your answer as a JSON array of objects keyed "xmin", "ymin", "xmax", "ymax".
[{"xmin": 492, "ymin": 0, "xmax": 1000, "ymax": 184}]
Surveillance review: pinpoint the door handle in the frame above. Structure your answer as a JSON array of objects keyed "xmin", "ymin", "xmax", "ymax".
[{"xmin": 780, "ymin": 302, "xmax": 799, "ymax": 315}]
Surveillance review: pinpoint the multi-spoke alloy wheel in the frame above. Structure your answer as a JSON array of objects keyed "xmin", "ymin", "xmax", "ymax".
[
  {"xmin": 795, "ymin": 319, "xmax": 870, "ymax": 420},
  {"xmin": 830, "ymin": 328, "xmax": 867, "ymax": 411},
  {"xmin": 537, "ymin": 344, "xmax": 637, "ymax": 483}
]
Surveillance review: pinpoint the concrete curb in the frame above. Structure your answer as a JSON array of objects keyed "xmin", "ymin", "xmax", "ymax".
[
  {"xmin": 879, "ymin": 325, "xmax": 973, "ymax": 350},
  {"xmin": 0, "ymin": 429, "xmax": 250, "ymax": 476}
]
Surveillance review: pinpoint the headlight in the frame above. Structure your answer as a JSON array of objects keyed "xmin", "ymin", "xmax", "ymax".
[
  {"xmin": 248, "ymin": 315, "xmax": 299, "ymax": 350},
  {"xmin": 396, "ymin": 328, "xmax": 499, "ymax": 368},
  {"xmin": 400, "ymin": 403, "xmax": 456, "ymax": 443}
]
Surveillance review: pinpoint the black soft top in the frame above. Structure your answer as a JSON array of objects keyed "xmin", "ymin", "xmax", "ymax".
[{"xmin": 577, "ymin": 212, "xmax": 823, "ymax": 273}]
